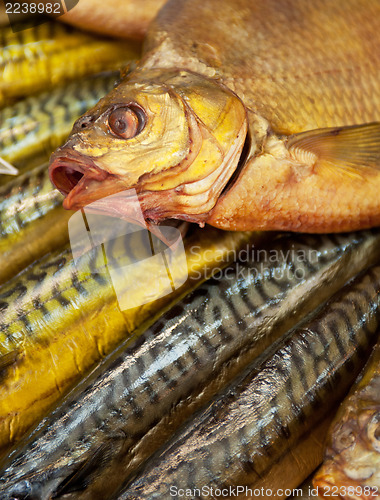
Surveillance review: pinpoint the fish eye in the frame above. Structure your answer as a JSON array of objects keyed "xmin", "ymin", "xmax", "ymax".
[{"xmin": 107, "ymin": 104, "xmax": 146, "ymax": 139}]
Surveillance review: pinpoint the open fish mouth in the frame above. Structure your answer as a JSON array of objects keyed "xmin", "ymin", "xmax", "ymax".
[
  {"xmin": 50, "ymin": 154, "xmax": 144, "ymax": 226},
  {"xmin": 49, "ymin": 150, "xmax": 117, "ymax": 210},
  {"xmin": 49, "ymin": 149, "xmax": 188, "ymax": 245},
  {"xmin": 50, "ymin": 159, "xmax": 86, "ymax": 196},
  {"xmin": 49, "ymin": 151, "xmax": 154, "ymax": 227}
]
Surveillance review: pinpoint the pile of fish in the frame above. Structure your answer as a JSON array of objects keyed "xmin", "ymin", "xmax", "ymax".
[{"xmin": 0, "ymin": 0, "xmax": 379, "ymax": 498}]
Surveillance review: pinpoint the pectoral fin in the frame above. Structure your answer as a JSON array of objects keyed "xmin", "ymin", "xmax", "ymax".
[{"xmin": 286, "ymin": 122, "xmax": 380, "ymax": 179}]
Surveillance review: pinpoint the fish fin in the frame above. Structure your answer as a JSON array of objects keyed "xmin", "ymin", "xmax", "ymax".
[
  {"xmin": 0, "ymin": 157, "xmax": 18, "ymax": 175},
  {"xmin": 286, "ymin": 122, "xmax": 380, "ymax": 179},
  {"xmin": 52, "ymin": 437, "xmax": 124, "ymax": 498},
  {"xmin": 52, "ymin": 447, "xmax": 105, "ymax": 497}
]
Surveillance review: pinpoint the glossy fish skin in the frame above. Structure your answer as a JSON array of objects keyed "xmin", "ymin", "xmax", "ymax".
[
  {"xmin": 0, "ymin": 72, "xmax": 119, "ymax": 185},
  {"xmin": 314, "ymin": 343, "xmax": 380, "ymax": 499},
  {"xmin": 117, "ymin": 264, "xmax": 380, "ymax": 500},
  {"xmin": 0, "ymin": 164, "xmax": 71, "ymax": 284},
  {"xmin": 0, "ymin": 21, "xmax": 140, "ymax": 107},
  {"xmin": 50, "ymin": 0, "xmax": 380, "ymax": 233},
  {"xmin": 1, "ymin": 232, "xmax": 380, "ymax": 500},
  {"xmin": 0, "ymin": 227, "xmax": 253, "ymax": 457}
]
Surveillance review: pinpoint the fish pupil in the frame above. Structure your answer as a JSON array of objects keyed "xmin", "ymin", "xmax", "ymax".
[
  {"xmin": 115, "ymin": 118, "xmax": 127, "ymax": 132},
  {"xmin": 107, "ymin": 104, "xmax": 146, "ymax": 139}
]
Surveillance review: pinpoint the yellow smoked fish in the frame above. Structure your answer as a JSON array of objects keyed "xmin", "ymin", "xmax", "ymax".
[{"xmin": 49, "ymin": 0, "xmax": 380, "ymax": 233}]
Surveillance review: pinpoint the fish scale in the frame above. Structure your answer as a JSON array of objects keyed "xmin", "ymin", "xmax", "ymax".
[
  {"xmin": 144, "ymin": 0, "xmax": 380, "ymax": 133},
  {"xmin": 117, "ymin": 265, "xmax": 380, "ymax": 500},
  {"xmin": 53, "ymin": 0, "xmax": 380, "ymax": 233},
  {"xmin": 1, "ymin": 232, "xmax": 380, "ymax": 499}
]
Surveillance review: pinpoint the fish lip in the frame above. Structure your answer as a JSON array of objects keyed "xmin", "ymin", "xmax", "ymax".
[
  {"xmin": 49, "ymin": 149, "xmax": 109, "ymax": 208},
  {"xmin": 49, "ymin": 148, "xmax": 151, "ymax": 219}
]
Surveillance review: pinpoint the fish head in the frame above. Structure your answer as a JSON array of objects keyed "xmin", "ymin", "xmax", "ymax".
[
  {"xmin": 314, "ymin": 409, "xmax": 380, "ymax": 499},
  {"xmin": 49, "ymin": 69, "xmax": 247, "ymax": 224}
]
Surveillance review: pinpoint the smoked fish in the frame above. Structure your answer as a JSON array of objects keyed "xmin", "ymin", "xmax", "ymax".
[
  {"xmin": 313, "ymin": 343, "xmax": 380, "ymax": 499},
  {"xmin": 0, "ymin": 21, "xmax": 140, "ymax": 107},
  {"xmin": 1, "ymin": 232, "xmax": 380, "ymax": 499},
  {"xmin": 115, "ymin": 264, "xmax": 380, "ymax": 500},
  {"xmin": 0, "ymin": 231, "xmax": 379, "ymax": 499},
  {"xmin": 0, "ymin": 227, "xmax": 254, "ymax": 456},
  {"xmin": 0, "ymin": 73, "xmax": 126, "ymax": 282},
  {"xmin": 50, "ymin": 0, "xmax": 380, "ymax": 233}
]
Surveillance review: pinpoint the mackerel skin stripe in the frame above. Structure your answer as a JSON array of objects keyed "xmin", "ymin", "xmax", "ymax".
[
  {"xmin": 117, "ymin": 264, "xmax": 380, "ymax": 500},
  {"xmin": 0, "ymin": 21, "xmax": 85, "ymax": 50},
  {"xmin": 1, "ymin": 232, "xmax": 380, "ymax": 499},
  {"xmin": 0, "ymin": 20, "xmax": 140, "ymax": 107},
  {"xmin": 0, "ymin": 228, "xmax": 254, "ymax": 456},
  {"xmin": 251, "ymin": 413, "xmax": 335, "ymax": 500},
  {"xmin": 0, "ymin": 164, "xmax": 70, "ymax": 284},
  {"xmin": 0, "ymin": 72, "xmax": 119, "ymax": 185}
]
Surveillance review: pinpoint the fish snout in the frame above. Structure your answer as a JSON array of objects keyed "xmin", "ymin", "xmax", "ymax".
[
  {"xmin": 49, "ymin": 147, "xmax": 109, "ymax": 210},
  {"xmin": 72, "ymin": 114, "xmax": 96, "ymax": 133}
]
